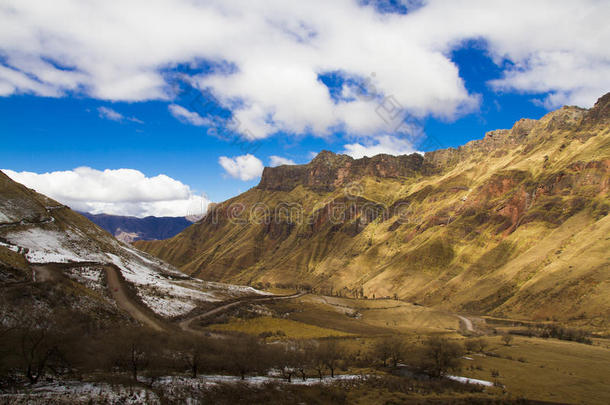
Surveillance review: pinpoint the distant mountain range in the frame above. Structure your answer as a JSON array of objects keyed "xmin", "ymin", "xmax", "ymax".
[
  {"xmin": 136, "ymin": 93, "xmax": 610, "ymax": 327},
  {"xmin": 79, "ymin": 212, "xmax": 193, "ymax": 243}
]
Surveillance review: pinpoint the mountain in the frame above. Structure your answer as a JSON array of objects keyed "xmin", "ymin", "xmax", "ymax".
[
  {"xmin": 135, "ymin": 93, "xmax": 610, "ymax": 327},
  {"xmin": 0, "ymin": 171, "xmax": 269, "ymax": 324},
  {"xmin": 79, "ymin": 212, "xmax": 192, "ymax": 243}
]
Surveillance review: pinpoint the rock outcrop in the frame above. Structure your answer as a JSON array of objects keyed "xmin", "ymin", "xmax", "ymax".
[{"xmin": 258, "ymin": 150, "xmax": 424, "ymax": 192}]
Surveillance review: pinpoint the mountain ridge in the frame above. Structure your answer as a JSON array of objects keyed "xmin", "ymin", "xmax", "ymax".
[
  {"xmin": 79, "ymin": 211, "xmax": 192, "ymax": 243},
  {"xmin": 135, "ymin": 93, "xmax": 610, "ymax": 329}
]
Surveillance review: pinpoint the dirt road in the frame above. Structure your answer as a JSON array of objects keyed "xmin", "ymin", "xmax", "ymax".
[
  {"xmin": 28, "ymin": 261, "xmax": 301, "ymax": 335},
  {"xmin": 104, "ymin": 265, "xmax": 166, "ymax": 332},
  {"xmin": 32, "ymin": 265, "xmax": 61, "ymax": 283},
  {"xmin": 30, "ymin": 263, "xmax": 164, "ymax": 332},
  {"xmin": 457, "ymin": 315, "xmax": 475, "ymax": 333},
  {"xmin": 179, "ymin": 292, "xmax": 305, "ymax": 334}
]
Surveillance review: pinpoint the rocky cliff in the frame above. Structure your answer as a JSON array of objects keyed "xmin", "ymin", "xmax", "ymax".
[{"xmin": 258, "ymin": 151, "xmax": 424, "ymax": 192}]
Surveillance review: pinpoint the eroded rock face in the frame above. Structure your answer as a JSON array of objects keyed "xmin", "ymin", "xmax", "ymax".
[
  {"xmin": 258, "ymin": 151, "xmax": 424, "ymax": 192},
  {"xmin": 259, "ymin": 93, "xmax": 609, "ymax": 193}
]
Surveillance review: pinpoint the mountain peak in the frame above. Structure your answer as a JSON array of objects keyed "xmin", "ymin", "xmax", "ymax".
[{"xmin": 583, "ymin": 91, "xmax": 610, "ymax": 126}]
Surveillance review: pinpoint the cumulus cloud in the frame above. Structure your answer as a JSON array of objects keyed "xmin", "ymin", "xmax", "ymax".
[
  {"xmin": 218, "ymin": 154, "xmax": 264, "ymax": 181},
  {"xmin": 342, "ymin": 135, "xmax": 418, "ymax": 159},
  {"xmin": 2, "ymin": 167, "xmax": 210, "ymax": 218},
  {"xmin": 0, "ymin": 0, "xmax": 608, "ymax": 138},
  {"xmin": 98, "ymin": 106, "xmax": 143, "ymax": 123},
  {"xmin": 168, "ymin": 104, "xmax": 210, "ymax": 126},
  {"xmin": 269, "ymin": 156, "xmax": 296, "ymax": 167}
]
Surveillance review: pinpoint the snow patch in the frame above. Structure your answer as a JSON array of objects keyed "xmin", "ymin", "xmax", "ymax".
[
  {"xmin": 204, "ymin": 280, "xmax": 273, "ymax": 296},
  {"xmin": 2, "ymin": 221, "xmax": 273, "ymax": 319},
  {"xmin": 64, "ymin": 266, "xmax": 105, "ymax": 293},
  {"xmin": 447, "ymin": 375, "xmax": 494, "ymax": 387},
  {"xmin": 0, "ymin": 210, "xmax": 12, "ymax": 223},
  {"xmin": 0, "ymin": 240, "xmax": 20, "ymax": 253},
  {"xmin": 4, "ymin": 228, "xmax": 105, "ymax": 263},
  {"xmin": 0, "ymin": 381, "xmax": 158, "ymax": 404},
  {"xmin": 106, "ymin": 253, "xmax": 220, "ymax": 317},
  {"xmin": 153, "ymin": 373, "xmax": 367, "ymax": 387}
]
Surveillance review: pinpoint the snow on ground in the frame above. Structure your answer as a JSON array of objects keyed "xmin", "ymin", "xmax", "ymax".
[
  {"xmin": 447, "ymin": 375, "xmax": 494, "ymax": 387},
  {"xmin": 64, "ymin": 266, "xmax": 105, "ymax": 293},
  {"xmin": 106, "ymin": 252, "xmax": 221, "ymax": 317},
  {"xmin": 153, "ymin": 374, "xmax": 367, "ymax": 387},
  {"xmin": 4, "ymin": 228, "xmax": 106, "ymax": 264},
  {"xmin": 139, "ymin": 295, "xmax": 198, "ymax": 318},
  {"xmin": 0, "ymin": 381, "xmax": 158, "ymax": 404},
  {"xmin": 107, "ymin": 246, "xmax": 272, "ymax": 317},
  {"xmin": 0, "ymin": 210, "xmax": 12, "ymax": 223},
  {"xmin": 0, "ymin": 375, "xmax": 367, "ymax": 404},
  {"xmin": 204, "ymin": 280, "xmax": 273, "ymax": 296},
  {"xmin": 2, "ymin": 222, "xmax": 272, "ymax": 318},
  {"xmin": 0, "ymin": 240, "xmax": 20, "ymax": 253}
]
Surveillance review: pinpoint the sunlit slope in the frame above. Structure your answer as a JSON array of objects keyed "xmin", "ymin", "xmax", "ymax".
[{"xmin": 136, "ymin": 93, "xmax": 610, "ymax": 326}]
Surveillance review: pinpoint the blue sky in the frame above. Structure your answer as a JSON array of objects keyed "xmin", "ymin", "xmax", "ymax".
[
  {"xmin": 0, "ymin": 44, "xmax": 549, "ymax": 201},
  {"xmin": 0, "ymin": 0, "xmax": 607, "ymax": 217}
]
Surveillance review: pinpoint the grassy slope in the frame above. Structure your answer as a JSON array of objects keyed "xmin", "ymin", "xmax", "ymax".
[{"xmin": 136, "ymin": 98, "xmax": 610, "ymax": 328}]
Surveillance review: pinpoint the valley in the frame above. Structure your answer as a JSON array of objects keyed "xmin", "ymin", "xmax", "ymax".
[
  {"xmin": 136, "ymin": 93, "xmax": 610, "ymax": 332},
  {"xmin": 1, "ymin": 96, "xmax": 608, "ymax": 404}
]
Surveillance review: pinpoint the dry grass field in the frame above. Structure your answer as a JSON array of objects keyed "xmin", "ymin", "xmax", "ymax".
[{"xmin": 203, "ymin": 293, "xmax": 610, "ymax": 404}]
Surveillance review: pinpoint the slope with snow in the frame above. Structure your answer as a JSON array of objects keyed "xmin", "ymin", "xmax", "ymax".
[{"xmin": 0, "ymin": 170, "xmax": 269, "ymax": 319}]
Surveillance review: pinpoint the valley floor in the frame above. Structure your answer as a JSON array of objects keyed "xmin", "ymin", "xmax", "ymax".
[{"xmin": 2, "ymin": 259, "xmax": 609, "ymax": 404}]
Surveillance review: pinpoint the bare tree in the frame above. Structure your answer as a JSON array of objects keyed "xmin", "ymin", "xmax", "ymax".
[
  {"xmin": 388, "ymin": 337, "xmax": 405, "ymax": 368},
  {"xmin": 421, "ymin": 336, "xmax": 464, "ymax": 378},
  {"xmin": 112, "ymin": 327, "xmax": 161, "ymax": 381},
  {"xmin": 374, "ymin": 336, "xmax": 405, "ymax": 368},
  {"xmin": 177, "ymin": 334, "xmax": 213, "ymax": 378},
  {"xmin": 319, "ymin": 339, "xmax": 343, "ymax": 378},
  {"xmin": 311, "ymin": 345, "xmax": 327, "ymax": 380},
  {"xmin": 19, "ymin": 322, "xmax": 57, "ymax": 384},
  {"xmin": 226, "ymin": 336, "xmax": 265, "ymax": 380},
  {"xmin": 502, "ymin": 334, "xmax": 514, "ymax": 346},
  {"xmin": 0, "ymin": 297, "xmax": 17, "ymax": 376},
  {"xmin": 294, "ymin": 341, "xmax": 313, "ymax": 381},
  {"xmin": 374, "ymin": 338, "xmax": 391, "ymax": 367}
]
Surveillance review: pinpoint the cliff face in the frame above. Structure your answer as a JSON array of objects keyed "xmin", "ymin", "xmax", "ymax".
[
  {"xmin": 258, "ymin": 151, "xmax": 424, "ymax": 192},
  {"xmin": 136, "ymin": 93, "xmax": 610, "ymax": 327}
]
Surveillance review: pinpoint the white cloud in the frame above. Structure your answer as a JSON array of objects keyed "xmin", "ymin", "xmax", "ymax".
[
  {"xmin": 269, "ymin": 156, "xmax": 296, "ymax": 167},
  {"xmin": 168, "ymin": 104, "xmax": 210, "ymax": 126},
  {"xmin": 0, "ymin": 0, "xmax": 608, "ymax": 138},
  {"xmin": 218, "ymin": 154, "xmax": 264, "ymax": 181},
  {"xmin": 342, "ymin": 135, "xmax": 418, "ymax": 159},
  {"xmin": 98, "ymin": 106, "xmax": 123, "ymax": 121},
  {"xmin": 2, "ymin": 167, "xmax": 210, "ymax": 218},
  {"xmin": 98, "ymin": 106, "xmax": 143, "ymax": 123}
]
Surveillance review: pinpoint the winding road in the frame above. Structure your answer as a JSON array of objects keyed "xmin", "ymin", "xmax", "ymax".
[
  {"xmin": 179, "ymin": 292, "xmax": 305, "ymax": 334},
  {"xmin": 28, "ymin": 258, "xmax": 476, "ymax": 337},
  {"xmin": 28, "ymin": 261, "xmax": 304, "ymax": 335}
]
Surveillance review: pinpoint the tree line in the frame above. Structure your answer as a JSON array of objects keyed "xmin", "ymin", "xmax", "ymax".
[{"xmin": 0, "ymin": 307, "xmax": 469, "ymax": 387}]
